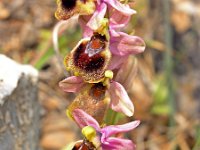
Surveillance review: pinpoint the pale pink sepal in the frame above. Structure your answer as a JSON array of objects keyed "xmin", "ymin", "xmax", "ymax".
[
  {"xmin": 87, "ymin": 3, "xmax": 107, "ymax": 30},
  {"xmin": 109, "ymin": 28, "xmax": 120, "ymax": 37},
  {"xmin": 72, "ymin": 109, "xmax": 100, "ymax": 129},
  {"xmin": 108, "ymin": 81, "xmax": 134, "ymax": 117},
  {"xmin": 110, "ymin": 32, "xmax": 146, "ymax": 56},
  {"xmin": 101, "ymin": 120, "xmax": 140, "ymax": 140},
  {"xmin": 108, "ymin": 55, "xmax": 127, "ymax": 70},
  {"xmin": 104, "ymin": 0, "xmax": 136, "ymax": 15},
  {"xmin": 102, "ymin": 137, "xmax": 136, "ymax": 150},
  {"xmin": 59, "ymin": 76, "xmax": 84, "ymax": 93},
  {"xmin": 79, "ymin": 15, "xmax": 93, "ymax": 38},
  {"xmin": 109, "ymin": 8, "xmax": 131, "ymax": 29}
]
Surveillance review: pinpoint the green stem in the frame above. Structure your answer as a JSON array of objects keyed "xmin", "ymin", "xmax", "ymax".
[
  {"xmin": 193, "ymin": 126, "xmax": 200, "ymax": 150},
  {"xmin": 111, "ymin": 111, "xmax": 118, "ymax": 125},
  {"xmin": 163, "ymin": 0, "xmax": 175, "ymax": 127},
  {"xmin": 105, "ymin": 109, "xmax": 119, "ymax": 125}
]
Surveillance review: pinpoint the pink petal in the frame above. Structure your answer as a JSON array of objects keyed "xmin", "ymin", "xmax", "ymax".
[
  {"xmin": 109, "ymin": 8, "xmax": 131, "ymax": 29},
  {"xmin": 87, "ymin": 3, "xmax": 107, "ymax": 30},
  {"xmin": 59, "ymin": 76, "xmax": 84, "ymax": 93},
  {"xmin": 109, "ymin": 28, "xmax": 120, "ymax": 37},
  {"xmin": 79, "ymin": 15, "xmax": 93, "ymax": 38},
  {"xmin": 102, "ymin": 137, "xmax": 136, "ymax": 150},
  {"xmin": 108, "ymin": 81, "xmax": 134, "ymax": 116},
  {"xmin": 104, "ymin": 0, "xmax": 136, "ymax": 15},
  {"xmin": 114, "ymin": 57, "xmax": 138, "ymax": 91},
  {"xmin": 73, "ymin": 109, "xmax": 100, "ymax": 129},
  {"xmin": 108, "ymin": 55, "xmax": 127, "ymax": 70},
  {"xmin": 101, "ymin": 121, "xmax": 140, "ymax": 140},
  {"xmin": 110, "ymin": 32, "xmax": 146, "ymax": 56}
]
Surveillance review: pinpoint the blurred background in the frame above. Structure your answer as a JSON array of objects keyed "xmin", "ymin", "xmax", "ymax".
[{"xmin": 0, "ymin": 0, "xmax": 200, "ymax": 149}]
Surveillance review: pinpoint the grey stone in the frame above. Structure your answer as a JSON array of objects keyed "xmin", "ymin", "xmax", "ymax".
[{"xmin": 0, "ymin": 55, "xmax": 40, "ymax": 150}]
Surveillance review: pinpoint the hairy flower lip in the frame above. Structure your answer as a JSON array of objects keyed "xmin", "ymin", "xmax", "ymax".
[
  {"xmin": 64, "ymin": 33, "xmax": 111, "ymax": 83},
  {"xmin": 63, "ymin": 139, "xmax": 96, "ymax": 150},
  {"xmin": 55, "ymin": 0, "xmax": 96, "ymax": 20},
  {"xmin": 67, "ymin": 83, "xmax": 110, "ymax": 124}
]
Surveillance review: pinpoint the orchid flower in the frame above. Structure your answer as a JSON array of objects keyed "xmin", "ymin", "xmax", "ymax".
[
  {"xmin": 59, "ymin": 71, "xmax": 134, "ymax": 117},
  {"xmin": 55, "ymin": 0, "xmax": 145, "ymax": 70},
  {"xmin": 78, "ymin": 0, "xmax": 145, "ymax": 69},
  {"xmin": 80, "ymin": 0, "xmax": 136, "ymax": 32},
  {"xmin": 79, "ymin": 0, "xmax": 136, "ymax": 38},
  {"xmin": 67, "ymin": 109, "xmax": 140, "ymax": 150},
  {"xmin": 64, "ymin": 32, "xmax": 111, "ymax": 83},
  {"xmin": 66, "ymin": 82, "xmax": 109, "ymax": 124}
]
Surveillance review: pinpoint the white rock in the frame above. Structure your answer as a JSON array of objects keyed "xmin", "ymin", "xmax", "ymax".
[
  {"xmin": 0, "ymin": 54, "xmax": 40, "ymax": 150},
  {"xmin": 0, "ymin": 54, "xmax": 38, "ymax": 105}
]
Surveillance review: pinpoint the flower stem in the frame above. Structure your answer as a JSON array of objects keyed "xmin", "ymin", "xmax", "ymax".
[
  {"xmin": 193, "ymin": 126, "xmax": 200, "ymax": 150},
  {"xmin": 162, "ymin": 0, "xmax": 176, "ymax": 127},
  {"xmin": 105, "ymin": 109, "xmax": 119, "ymax": 125}
]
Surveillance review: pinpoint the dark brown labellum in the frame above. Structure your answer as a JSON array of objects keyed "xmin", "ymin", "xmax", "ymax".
[
  {"xmin": 55, "ymin": 0, "xmax": 95, "ymax": 20},
  {"xmin": 68, "ymin": 83, "xmax": 109, "ymax": 124},
  {"xmin": 72, "ymin": 139, "xmax": 96, "ymax": 150},
  {"xmin": 65, "ymin": 32, "xmax": 111, "ymax": 83},
  {"xmin": 73, "ymin": 41, "xmax": 106, "ymax": 73},
  {"xmin": 89, "ymin": 83, "xmax": 106, "ymax": 101},
  {"xmin": 61, "ymin": 0, "xmax": 76, "ymax": 10}
]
